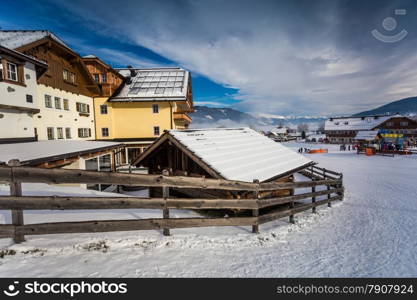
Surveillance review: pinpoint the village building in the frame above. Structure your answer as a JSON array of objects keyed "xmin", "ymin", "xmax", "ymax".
[
  {"xmin": 0, "ymin": 140, "xmax": 125, "ymax": 190},
  {"xmin": 93, "ymin": 67, "xmax": 193, "ymax": 164},
  {"xmin": 82, "ymin": 55, "xmax": 124, "ymax": 97},
  {"xmin": 265, "ymin": 127, "xmax": 289, "ymax": 142},
  {"xmin": 0, "ymin": 30, "xmax": 100, "ymax": 141},
  {"xmin": 132, "ymin": 128, "xmax": 313, "ymax": 198},
  {"xmin": 0, "ymin": 45, "xmax": 47, "ymax": 144},
  {"xmin": 324, "ymin": 115, "xmax": 417, "ymax": 144}
]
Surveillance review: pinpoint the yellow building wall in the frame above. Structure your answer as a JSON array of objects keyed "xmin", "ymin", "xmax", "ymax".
[{"xmin": 94, "ymin": 98, "xmax": 176, "ymax": 140}]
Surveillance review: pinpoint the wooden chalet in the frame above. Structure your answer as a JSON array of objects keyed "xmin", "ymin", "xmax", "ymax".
[
  {"xmin": 325, "ymin": 114, "xmax": 417, "ymax": 144},
  {"xmin": 82, "ymin": 55, "xmax": 124, "ymax": 97},
  {"xmin": 132, "ymin": 128, "xmax": 314, "ymax": 200},
  {"xmin": 0, "ymin": 30, "xmax": 100, "ymax": 97}
]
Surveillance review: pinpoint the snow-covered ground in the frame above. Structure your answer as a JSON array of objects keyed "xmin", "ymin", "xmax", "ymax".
[{"xmin": 0, "ymin": 142, "xmax": 416, "ymax": 277}]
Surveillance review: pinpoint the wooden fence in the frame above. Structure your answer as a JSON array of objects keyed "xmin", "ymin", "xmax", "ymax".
[{"xmin": 0, "ymin": 162, "xmax": 344, "ymax": 243}]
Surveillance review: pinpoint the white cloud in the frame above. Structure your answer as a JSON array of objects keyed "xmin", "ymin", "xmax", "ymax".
[{"xmin": 50, "ymin": 0, "xmax": 417, "ymax": 115}]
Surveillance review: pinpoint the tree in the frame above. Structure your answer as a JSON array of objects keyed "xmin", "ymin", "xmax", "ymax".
[
  {"xmin": 317, "ymin": 122, "xmax": 325, "ymax": 133},
  {"xmin": 297, "ymin": 123, "xmax": 309, "ymax": 133}
]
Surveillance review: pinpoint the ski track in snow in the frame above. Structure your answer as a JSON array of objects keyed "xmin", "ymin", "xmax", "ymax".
[{"xmin": 0, "ymin": 143, "xmax": 416, "ymax": 277}]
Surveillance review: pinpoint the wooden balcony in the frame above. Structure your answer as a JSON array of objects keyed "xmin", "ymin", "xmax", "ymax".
[{"xmin": 174, "ymin": 112, "xmax": 192, "ymax": 124}]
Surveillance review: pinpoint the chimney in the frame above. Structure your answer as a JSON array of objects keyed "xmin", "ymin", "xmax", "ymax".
[{"xmin": 127, "ymin": 65, "xmax": 137, "ymax": 77}]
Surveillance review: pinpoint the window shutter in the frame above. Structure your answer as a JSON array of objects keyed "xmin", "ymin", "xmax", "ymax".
[{"xmin": 88, "ymin": 128, "xmax": 91, "ymax": 137}]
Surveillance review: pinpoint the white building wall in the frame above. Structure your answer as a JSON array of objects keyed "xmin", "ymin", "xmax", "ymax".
[
  {"xmin": 0, "ymin": 108, "xmax": 34, "ymax": 138},
  {"xmin": 34, "ymin": 84, "xmax": 96, "ymax": 141},
  {"xmin": 0, "ymin": 62, "xmax": 38, "ymax": 139}
]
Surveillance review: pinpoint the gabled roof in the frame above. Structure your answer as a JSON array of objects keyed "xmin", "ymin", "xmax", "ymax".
[
  {"xmin": 325, "ymin": 115, "xmax": 394, "ymax": 131},
  {"xmin": 0, "ymin": 45, "xmax": 48, "ymax": 78},
  {"xmin": 0, "ymin": 140, "xmax": 123, "ymax": 166},
  {"xmin": 133, "ymin": 128, "xmax": 313, "ymax": 182},
  {"xmin": 82, "ymin": 55, "xmax": 125, "ymax": 80},
  {"xmin": 109, "ymin": 67, "xmax": 190, "ymax": 102},
  {"xmin": 0, "ymin": 30, "xmax": 69, "ymax": 50},
  {"xmin": 0, "ymin": 30, "xmax": 101, "ymax": 95}
]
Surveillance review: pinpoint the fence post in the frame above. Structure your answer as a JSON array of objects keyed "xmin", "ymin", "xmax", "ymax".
[
  {"xmin": 311, "ymin": 166, "xmax": 316, "ymax": 213},
  {"xmin": 162, "ymin": 169, "xmax": 170, "ymax": 236},
  {"xmin": 289, "ymin": 178, "xmax": 295, "ymax": 224},
  {"xmin": 8, "ymin": 159, "xmax": 25, "ymax": 243},
  {"xmin": 252, "ymin": 179, "xmax": 259, "ymax": 233}
]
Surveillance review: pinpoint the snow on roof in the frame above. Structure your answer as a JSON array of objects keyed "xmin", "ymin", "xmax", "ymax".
[
  {"xmin": 273, "ymin": 128, "xmax": 288, "ymax": 134},
  {"xmin": 325, "ymin": 115, "xmax": 392, "ymax": 131},
  {"xmin": 354, "ymin": 130, "xmax": 379, "ymax": 141},
  {"xmin": 83, "ymin": 55, "xmax": 97, "ymax": 58},
  {"xmin": 169, "ymin": 128, "xmax": 312, "ymax": 182},
  {"xmin": 0, "ymin": 140, "xmax": 123, "ymax": 165},
  {"xmin": 110, "ymin": 67, "xmax": 189, "ymax": 102},
  {"xmin": 0, "ymin": 30, "xmax": 69, "ymax": 50},
  {"xmin": 0, "ymin": 45, "xmax": 47, "ymax": 67}
]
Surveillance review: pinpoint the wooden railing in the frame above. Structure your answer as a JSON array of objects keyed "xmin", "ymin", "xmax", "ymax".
[{"xmin": 0, "ymin": 163, "xmax": 344, "ymax": 243}]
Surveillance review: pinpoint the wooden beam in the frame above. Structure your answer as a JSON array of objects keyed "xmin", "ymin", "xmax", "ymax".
[
  {"xmin": 252, "ymin": 179, "xmax": 259, "ymax": 234},
  {"xmin": 0, "ymin": 196, "xmax": 259, "ymax": 210},
  {"xmin": 13, "ymin": 216, "xmax": 257, "ymax": 236},
  {"xmin": 258, "ymin": 187, "xmax": 343, "ymax": 208},
  {"xmin": 162, "ymin": 169, "xmax": 170, "ymax": 236},
  {"xmin": 258, "ymin": 195, "xmax": 343, "ymax": 224},
  {"xmin": 0, "ymin": 166, "xmax": 342, "ymax": 192},
  {"xmin": 8, "ymin": 159, "xmax": 25, "ymax": 243}
]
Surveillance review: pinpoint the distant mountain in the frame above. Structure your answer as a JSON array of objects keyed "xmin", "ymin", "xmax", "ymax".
[
  {"xmin": 353, "ymin": 96, "xmax": 417, "ymax": 117},
  {"xmin": 190, "ymin": 106, "xmax": 326, "ymax": 129}
]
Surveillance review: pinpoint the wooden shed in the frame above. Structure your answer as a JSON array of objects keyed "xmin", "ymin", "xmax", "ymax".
[{"xmin": 132, "ymin": 128, "xmax": 314, "ymax": 200}]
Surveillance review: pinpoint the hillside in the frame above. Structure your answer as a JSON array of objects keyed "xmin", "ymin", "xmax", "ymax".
[
  {"xmin": 190, "ymin": 106, "xmax": 326, "ymax": 129},
  {"xmin": 353, "ymin": 96, "xmax": 417, "ymax": 117}
]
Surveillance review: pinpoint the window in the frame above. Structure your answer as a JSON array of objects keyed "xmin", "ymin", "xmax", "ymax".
[
  {"xmin": 100, "ymin": 105, "xmax": 108, "ymax": 114},
  {"xmin": 45, "ymin": 95, "xmax": 52, "ymax": 108},
  {"xmin": 63, "ymin": 69, "xmax": 69, "ymax": 81},
  {"xmin": 65, "ymin": 128, "xmax": 71, "ymax": 139},
  {"xmin": 26, "ymin": 94, "xmax": 33, "ymax": 103},
  {"xmin": 54, "ymin": 97, "xmax": 61, "ymax": 109},
  {"xmin": 63, "ymin": 69, "xmax": 76, "ymax": 84},
  {"xmin": 57, "ymin": 127, "xmax": 64, "ymax": 139},
  {"xmin": 101, "ymin": 128, "xmax": 109, "ymax": 137},
  {"xmin": 387, "ymin": 122, "xmax": 394, "ymax": 126},
  {"xmin": 101, "ymin": 73, "xmax": 107, "ymax": 83},
  {"xmin": 76, "ymin": 102, "xmax": 90, "ymax": 114},
  {"xmin": 153, "ymin": 126, "xmax": 160, "ymax": 136},
  {"xmin": 47, "ymin": 127, "xmax": 54, "ymax": 140},
  {"xmin": 63, "ymin": 99, "xmax": 69, "ymax": 110},
  {"xmin": 400, "ymin": 121, "xmax": 409, "ymax": 126},
  {"xmin": 152, "ymin": 104, "xmax": 159, "ymax": 114},
  {"xmin": 78, "ymin": 128, "xmax": 91, "ymax": 138},
  {"xmin": 6, "ymin": 62, "xmax": 17, "ymax": 81},
  {"xmin": 85, "ymin": 154, "xmax": 112, "ymax": 191},
  {"xmin": 94, "ymin": 74, "xmax": 100, "ymax": 83}
]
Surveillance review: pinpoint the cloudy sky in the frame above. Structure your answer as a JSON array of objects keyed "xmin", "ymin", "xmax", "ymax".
[{"xmin": 2, "ymin": 0, "xmax": 417, "ymax": 116}]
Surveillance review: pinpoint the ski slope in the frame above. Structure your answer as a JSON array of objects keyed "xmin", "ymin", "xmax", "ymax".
[{"xmin": 0, "ymin": 143, "xmax": 416, "ymax": 277}]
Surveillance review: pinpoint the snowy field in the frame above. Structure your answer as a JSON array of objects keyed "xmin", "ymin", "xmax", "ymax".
[{"xmin": 0, "ymin": 142, "xmax": 416, "ymax": 277}]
